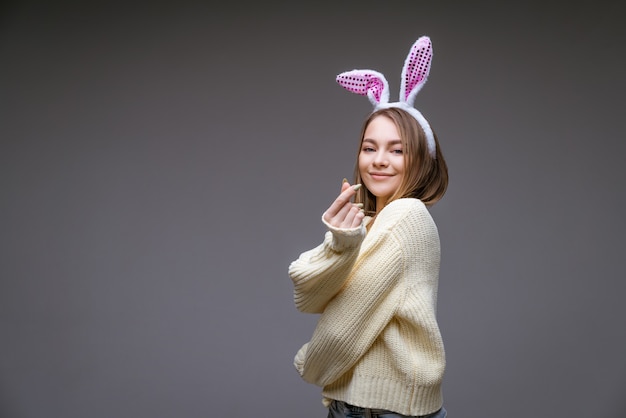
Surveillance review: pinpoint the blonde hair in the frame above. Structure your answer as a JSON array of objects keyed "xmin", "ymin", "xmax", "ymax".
[{"xmin": 353, "ymin": 107, "xmax": 448, "ymax": 214}]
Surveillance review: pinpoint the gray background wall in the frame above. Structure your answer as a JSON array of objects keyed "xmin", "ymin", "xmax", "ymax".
[{"xmin": 1, "ymin": 1, "xmax": 625, "ymax": 417}]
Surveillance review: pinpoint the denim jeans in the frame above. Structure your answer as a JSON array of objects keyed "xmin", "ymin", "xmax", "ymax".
[{"xmin": 327, "ymin": 400, "xmax": 447, "ymax": 418}]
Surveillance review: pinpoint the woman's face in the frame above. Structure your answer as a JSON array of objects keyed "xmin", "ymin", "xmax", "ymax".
[{"xmin": 358, "ymin": 115, "xmax": 405, "ymax": 211}]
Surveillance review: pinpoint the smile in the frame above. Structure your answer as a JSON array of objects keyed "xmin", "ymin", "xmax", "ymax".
[{"xmin": 369, "ymin": 173, "xmax": 394, "ymax": 180}]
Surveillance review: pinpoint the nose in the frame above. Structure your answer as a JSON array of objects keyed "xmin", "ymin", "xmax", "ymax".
[{"xmin": 373, "ymin": 151, "xmax": 389, "ymax": 167}]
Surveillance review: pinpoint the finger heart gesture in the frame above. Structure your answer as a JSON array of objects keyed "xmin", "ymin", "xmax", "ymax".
[{"xmin": 323, "ymin": 180, "xmax": 365, "ymax": 229}]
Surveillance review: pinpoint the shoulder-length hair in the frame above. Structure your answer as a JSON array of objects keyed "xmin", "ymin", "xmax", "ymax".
[{"xmin": 353, "ymin": 107, "xmax": 448, "ymax": 214}]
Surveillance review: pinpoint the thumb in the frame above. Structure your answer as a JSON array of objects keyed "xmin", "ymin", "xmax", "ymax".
[{"xmin": 341, "ymin": 178, "xmax": 351, "ymax": 192}]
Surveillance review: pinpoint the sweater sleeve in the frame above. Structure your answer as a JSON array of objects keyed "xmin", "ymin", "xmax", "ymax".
[
  {"xmin": 288, "ymin": 215, "xmax": 367, "ymax": 314},
  {"xmin": 295, "ymin": 200, "xmax": 435, "ymax": 386}
]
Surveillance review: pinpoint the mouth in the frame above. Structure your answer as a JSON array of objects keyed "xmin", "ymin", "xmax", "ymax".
[{"xmin": 369, "ymin": 172, "xmax": 394, "ymax": 180}]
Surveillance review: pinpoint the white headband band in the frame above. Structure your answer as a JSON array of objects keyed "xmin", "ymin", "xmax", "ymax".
[{"xmin": 336, "ymin": 36, "xmax": 436, "ymax": 157}]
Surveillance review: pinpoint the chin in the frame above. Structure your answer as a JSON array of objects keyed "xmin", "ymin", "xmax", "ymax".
[{"xmin": 371, "ymin": 192, "xmax": 393, "ymax": 201}]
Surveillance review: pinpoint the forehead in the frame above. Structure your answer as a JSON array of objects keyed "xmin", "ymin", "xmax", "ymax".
[{"xmin": 363, "ymin": 115, "xmax": 400, "ymax": 140}]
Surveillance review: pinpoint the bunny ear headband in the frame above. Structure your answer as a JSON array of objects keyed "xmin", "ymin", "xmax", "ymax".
[{"xmin": 336, "ymin": 36, "xmax": 436, "ymax": 157}]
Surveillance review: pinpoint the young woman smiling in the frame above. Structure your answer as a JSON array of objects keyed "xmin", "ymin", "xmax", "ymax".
[{"xmin": 289, "ymin": 37, "xmax": 449, "ymax": 418}]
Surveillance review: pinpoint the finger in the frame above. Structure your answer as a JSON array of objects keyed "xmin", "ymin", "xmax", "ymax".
[
  {"xmin": 325, "ymin": 184, "xmax": 362, "ymax": 218},
  {"xmin": 345, "ymin": 205, "xmax": 365, "ymax": 228},
  {"xmin": 333, "ymin": 199, "xmax": 355, "ymax": 226},
  {"xmin": 341, "ymin": 178, "xmax": 351, "ymax": 193},
  {"xmin": 351, "ymin": 209, "xmax": 365, "ymax": 228},
  {"xmin": 341, "ymin": 204, "xmax": 364, "ymax": 228},
  {"xmin": 323, "ymin": 198, "xmax": 351, "ymax": 226},
  {"xmin": 348, "ymin": 206, "xmax": 366, "ymax": 228},
  {"xmin": 341, "ymin": 206, "xmax": 358, "ymax": 228}
]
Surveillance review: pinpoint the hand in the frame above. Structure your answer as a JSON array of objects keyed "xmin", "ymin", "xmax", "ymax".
[{"xmin": 322, "ymin": 180, "xmax": 365, "ymax": 229}]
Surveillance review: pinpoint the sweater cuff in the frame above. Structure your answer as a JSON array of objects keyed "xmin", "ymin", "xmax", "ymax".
[
  {"xmin": 293, "ymin": 343, "xmax": 308, "ymax": 376},
  {"xmin": 321, "ymin": 214, "xmax": 366, "ymax": 252}
]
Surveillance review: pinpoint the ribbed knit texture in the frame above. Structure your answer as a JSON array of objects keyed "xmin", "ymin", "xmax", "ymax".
[{"xmin": 289, "ymin": 198, "xmax": 445, "ymax": 416}]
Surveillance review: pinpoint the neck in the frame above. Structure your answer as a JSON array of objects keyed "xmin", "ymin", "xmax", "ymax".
[{"xmin": 376, "ymin": 198, "xmax": 387, "ymax": 213}]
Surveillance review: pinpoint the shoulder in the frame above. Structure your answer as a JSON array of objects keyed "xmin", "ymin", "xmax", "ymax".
[
  {"xmin": 383, "ymin": 198, "xmax": 428, "ymax": 214},
  {"xmin": 377, "ymin": 198, "xmax": 431, "ymax": 226},
  {"xmin": 374, "ymin": 198, "xmax": 438, "ymax": 241}
]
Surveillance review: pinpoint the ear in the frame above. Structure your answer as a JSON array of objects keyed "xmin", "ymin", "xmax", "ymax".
[
  {"xmin": 400, "ymin": 36, "xmax": 433, "ymax": 106},
  {"xmin": 336, "ymin": 70, "xmax": 390, "ymax": 107}
]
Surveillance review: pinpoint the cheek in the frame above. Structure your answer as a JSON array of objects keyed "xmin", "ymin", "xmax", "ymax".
[
  {"xmin": 392, "ymin": 156, "xmax": 405, "ymax": 174},
  {"xmin": 358, "ymin": 154, "xmax": 368, "ymax": 173}
]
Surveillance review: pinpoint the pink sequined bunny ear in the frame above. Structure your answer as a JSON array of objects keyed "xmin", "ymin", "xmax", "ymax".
[
  {"xmin": 336, "ymin": 36, "xmax": 437, "ymax": 157},
  {"xmin": 336, "ymin": 70, "xmax": 390, "ymax": 107},
  {"xmin": 400, "ymin": 36, "xmax": 433, "ymax": 106}
]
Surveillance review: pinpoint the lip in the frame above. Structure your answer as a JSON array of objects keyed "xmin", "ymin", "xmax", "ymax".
[{"xmin": 369, "ymin": 172, "xmax": 394, "ymax": 180}]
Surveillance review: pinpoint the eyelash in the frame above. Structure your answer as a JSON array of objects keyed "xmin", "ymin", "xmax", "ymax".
[{"xmin": 361, "ymin": 147, "xmax": 403, "ymax": 154}]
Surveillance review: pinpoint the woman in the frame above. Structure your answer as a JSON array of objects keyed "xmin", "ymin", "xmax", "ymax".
[{"xmin": 289, "ymin": 37, "xmax": 449, "ymax": 418}]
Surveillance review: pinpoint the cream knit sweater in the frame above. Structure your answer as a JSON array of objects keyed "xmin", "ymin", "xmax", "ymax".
[{"xmin": 289, "ymin": 198, "xmax": 445, "ymax": 416}]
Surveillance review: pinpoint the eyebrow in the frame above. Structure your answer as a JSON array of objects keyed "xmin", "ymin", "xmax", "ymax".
[{"xmin": 362, "ymin": 138, "xmax": 402, "ymax": 145}]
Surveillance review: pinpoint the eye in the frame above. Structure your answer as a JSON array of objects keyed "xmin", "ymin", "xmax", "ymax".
[
  {"xmin": 391, "ymin": 148, "xmax": 403, "ymax": 154},
  {"xmin": 362, "ymin": 146, "xmax": 376, "ymax": 152}
]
